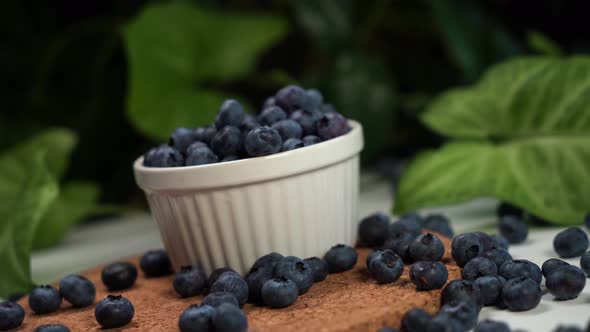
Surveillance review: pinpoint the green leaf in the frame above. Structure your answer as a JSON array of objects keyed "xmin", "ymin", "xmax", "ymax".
[
  {"xmin": 527, "ymin": 31, "xmax": 564, "ymax": 56},
  {"xmin": 0, "ymin": 152, "xmax": 58, "ymax": 297},
  {"xmin": 33, "ymin": 181, "xmax": 100, "ymax": 249},
  {"xmin": 395, "ymin": 56, "xmax": 590, "ymax": 224},
  {"xmin": 124, "ymin": 3, "xmax": 287, "ymax": 140}
]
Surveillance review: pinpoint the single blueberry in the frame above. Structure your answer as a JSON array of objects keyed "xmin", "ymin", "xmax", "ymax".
[
  {"xmin": 482, "ymin": 248, "xmax": 513, "ymax": 270},
  {"xmin": 271, "ymin": 119, "xmax": 303, "ymax": 140},
  {"xmin": 580, "ymin": 251, "xmax": 590, "ymax": 277},
  {"xmin": 409, "ymin": 233, "xmax": 445, "ymax": 262},
  {"xmin": 302, "ymin": 135, "xmax": 321, "ymax": 147},
  {"xmin": 402, "ymin": 308, "xmax": 431, "ymax": 332},
  {"xmin": 462, "ymin": 257, "xmax": 498, "ymax": 280},
  {"xmin": 0, "ymin": 301, "xmax": 25, "ymax": 330},
  {"xmin": 239, "ymin": 114, "xmax": 260, "ymax": 133},
  {"xmin": 101, "ymin": 262, "xmax": 138, "ymax": 291},
  {"xmin": 281, "ymin": 138, "xmax": 304, "ymax": 152},
  {"xmin": 441, "ymin": 280, "xmax": 482, "ymax": 307},
  {"xmin": 502, "ymin": 277, "xmax": 542, "ymax": 311},
  {"xmin": 367, "ymin": 249, "xmax": 404, "ymax": 284},
  {"xmin": 178, "ymin": 304, "xmax": 215, "ymax": 332},
  {"xmin": 143, "ymin": 145, "xmax": 184, "ymax": 167},
  {"xmin": 475, "ymin": 319, "xmax": 511, "ymax": 332},
  {"xmin": 273, "ymin": 256, "xmax": 314, "ymax": 294},
  {"xmin": 245, "ymin": 266, "xmax": 273, "ymax": 303},
  {"xmin": 358, "ymin": 212, "xmax": 391, "ymax": 247},
  {"xmin": 263, "ymin": 96, "xmax": 276, "ymax": 109},
  {"xmin": 250, "ymin": 252, "xmax": 284, "ymax": 272},
  {"xmin": 258, "ymin": 106, "xmax": 287, "ymax": 126},
  {"xmin": 390, "ymin": 216, "xmax": 422, "ymax": 241},
  {"xmin": 409, "ymin": 261, "xmax": 448, "ymax": 291},
  {"xmin": 553, "ymin": 227, "xmax": 589, "ymax": 258},
  {"xmin": 422, "ymin": 214, "xmax": 454, "ymax": 238},
  {"xmin": 169, "ymin": 127, "xmax": 196, "ymax": 154},
  {"xmin": 29, "ymin": 285, "xmax": 62, "ymax": 314},
  {"xmin": 140, "ymin": 249, "xmax": 172, "ymax": 277},
  {"xmin": 490, "ymin": 234, "xmax": 510, "ymax": 250},
  {"xmin": 212, "ymin": 303, "xmax": 248, "ymax": 332},
  {"xmin": 499, "ymin": 259, "xmax": 542, "ymax": 285},
  {"xmin": 275, "ymin": 85, "xmax": 307, "ymax": 112},
  {"xmin": 174, "ymin": 265, "xmax": 206, "ymax": 298},
  {"xmin": 215, "ymin": 99, "xmax": 245, "ymax": 129},
  {"xmin": 323, "ymin": 244, "xmax": 358, "ymax": 273},
  {"xmin": 211, "ymin": 126, "xmax": 242, "ymax": 158},
  {"xmin": 451, "ymin": 232, "xmax": 484, "ymax": 267},
  {"xmin": 498, "ymin": 216, "xmax": 528, "ymax": 244},
  {"xmin": 439, "ymin": 300, "xmax": 480, "ymax": 331},
  {"xmin": 290, "ymin": 109, "xmax": 322, "ymax": 136},
  {"xmin": 496, "ymin": 201, "xmax": 524, "ymax": 218},
  {"xmin": 186, "ymin": 146, "xmax": 218, "ymax": 166},
  {"xmin": 210, "ymin": 273, "xmax": 249, "ymax": 306},
  {"xmin": 59, "ymin": 274, "xmax": 96, "ymax": 307},
  {"xmin": 317, "ymin": 112, "xmax": 350, "ymax": 140},
  {"xmin": 304, "ymin": 257, "xmax": 329, "ymax": 282},
  {"xmin": 244, "ymin": 127, "xmax": 282, "ymax": 157},
  {"xmin": 207, "ymin": 268, "xmax": 240, "ymax": 288},
  {"xmin": 382, "ymin": 233, "xmax": 414, "ymax": 264},
  {"xmin": 34, "ymin": 324, "xmax": 70, "ymax": 332},
  {"xmin": 193, "ymin": 126, "xmax": 217, "ymax": 144},
  {"xmin": 546, "ymin": 265, "xmax": 586, "ymax": 300},
  {"xmin": 427, "ymin": 312, "xmax": 464, "ymax": 332},
  {"xmin": 474, "ymin": 276, "xmax": 505, "ymax": 306},
  {"xmin": 542, "ymin": 258, "xmax": 570, "ymax": 278},
  {"xmin": 261, "ymin": 277, "xmax": 299, "ymax": 308},
  {"xmin": 95, "ymin": 295, "xmax": 134, "ymax": 329},
  {"xmin": 304, "ymin": 89, "xmax": 323, "ymax": 110},
  {"xmin": 203, "ymin": 292, "xmax": 240, "ymax": 308}
]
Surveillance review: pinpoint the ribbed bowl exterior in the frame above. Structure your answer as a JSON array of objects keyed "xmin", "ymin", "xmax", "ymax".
[{"xmin": 144, "ymin": 155, "xmax": 359, "ymax": 275}]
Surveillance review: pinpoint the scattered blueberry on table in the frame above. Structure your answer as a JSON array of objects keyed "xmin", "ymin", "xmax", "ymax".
[
  {"xmin": 28, "ymin": 285, "xmax": 62, "ymax": 314},
  {"xmin": 367, "ymin": 249, "xmax": 404, "ymax": 284},
  {"xmin": 261, "ymin": 277, "xmax": 299, "ymax": 308},
  {"xmin": 173, "ymin": 265, "xmax": 207, "ymax": 298},
  {"xmin": 101, "ymin": 262, "xmax": 138, "ymax": 291},
  {"xmin": 409, "ymin": 261, "xmax": 448, "ymax": 290},
  {"xmin": 498, "ymin": 215, "xmax": 529, "ymax": 244},
  {"xmin": 553, "ymin": 227, "xmax": 589, "ymax": 258},
  {"xmin": 94, "ymin": 295, "xmax": 135, "ymax": 329},
  {"xmin": 0, "ymin": 301, "xmax": 25, "ymax": 330},
  {"xmin": 272, "ymin": 256, "xmax": 314, "ymax": 295},
  {"xmin": 34, "ymin": 324, "xmax": 70, "ymax": 332},
  {"xmin": 59, "ymin": 274, "xmax": 96, "ymax": 308},
  {"xmin": 139, "ymin": 249, "xmax": 173, "ymax": 277}
]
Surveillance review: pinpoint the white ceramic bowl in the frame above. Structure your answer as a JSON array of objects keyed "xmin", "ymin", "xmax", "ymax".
[{"xmin": 134, "ymin": 121, "xmax": 364, "ymax": 274}]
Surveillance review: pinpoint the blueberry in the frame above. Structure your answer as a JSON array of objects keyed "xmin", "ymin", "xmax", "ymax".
[
  {"xmin": 207, "ymin": 268, "xmax": 240, "ymax": 288},
  {"xmin": 317, "ymin": 112, "xmax": 350, "ymax": 140},
  {"xmin": 263, "ymin": 96, "xmax": 276, "ymax": 109},
  {"xmin": 498, "ymin": 216, "xmax": 528, "ymax": 244},
  {"xmin": 451, "ymin": 232, "xmax": 484, "ymax": 267},
  {"xmin": 553, "ymin": 326, "xmax": 583, "ymax": 332},
  {"xmin": 500, "ymin": 259, "xmax": 542, "ymax": 285},
  {"xmin": 203, "ymin": 292, "xmax": 240, "ymax": 308},
  {"xmin": 302, "ymin": 135, "xmax": 321, "ymax": 146},
  {"xmin": 422, "ymin": 214, "xmax": 454, "ymax": 238},
  {"xmin": 409, "ymin": 261, "xmax": 448, "ymax": 290},
  {"xmin": 462, "ymin": 257, "xmax": 498, "ymax": 280},
  {"xmin": 29, "ymin": 285, "xmax": 62, "ymax": 314},
  {"xmin": 59, "ymin": 274, "xmax": 96, "ymax": 307},
  {"xmin": 545, "ymin": 265, "xmax": 586, "ymax": 300},
  {"xmin": 173, "ymin": 265, "xmax": 206, "ymax": 298},
  {"xmin": 390, "ymin": 216, "xmax": 421, "ymax": 241},
  {"xmin": 186, "ymin": 141, "xmax": 208, "ymax": 151},
  {"xmin": 553, "ymin": 227, "xmax": 589, "ymax": 258},
  {"xmin": 140, "ymin": 249, "xmax": 172, "ymax": 277},
  {"xmin": 34, "ymin": 324, "xmax": 70, "ymax": 332},
  {"xmin": 244, "ymin": 127, "xmax": 282, "ymax": 157},
  {"xmin": 221, "ymin": 155, "xmax": 239, "ymax": 162},
  {"xmin": 210, "ymin": 273, "xmax": 249, "ymax": 306},
  {"xmin": 211, "ymin": 126, "xmax": 242, "ymax": 157},
  {"xmin": 239, "ymin": 114, "xmax": 260, "ymax": 133},
  {"xmin": 496, "ymin": 201, "xmax": 523, "ymax": 218},
  {"xmin": 475, "ymin": 319, "xmax": 510, "ymax": 332},
  {"xmin": 143, "ymin": 145, "xmax": 184, "ymax": 167},
  {"xmin": 580, "ymin": 251, "xmax": 590, "ymax": 277},
  {"xmin": 542, "ymin": 258, "xmax": 570, "ymax": 278},
  {"xmin": 212, "ymin": 303, "xmax": 248, "ymax": 332},
  {"xmin": 271, "ymin": 119, "xmax": 303, "ymax": 140},
  {"xmin": 323, "ymin": 244, "xmax": 358, "ymax": 273},
  {"xmin": 0, "ymin": 301, "xmax": 25, "ymax": 330},
  {"xmin": 275, "ymin": 85, "xmax": 307, "ymax": 112},
  {"xmin": 186, "ymin": 146, "xmax": 218, "ymax": 166},
  {"xmin": 261, "ymin": 277, "xmax": 299, "ymax": 308},
  {"xmin": 490, "ymin": 234, "xmax": 510, "ymax": 250},
  {"xmin": 304, "ymin": 89, "xmax": 323, "ymax": 110},
  {"xmin": 258, "ymin": 106, "xmax": 287, "ymax": 126},
  {"xmin": 482, "ymin": 248, "xmax": 512, "ymax": 269},
  {"xmin": 402, "ymin": 308, "xmax": 432, "ymax": 332},
  {"xmin": 290, "ymin": 109, "xmax": 322, "ymax": 136},
  {"xmin": 441, "ymin": 280, "xmax": 482, "ymax": 307},
  {"xmin": 215, "ymin": 99, "xmax": 245, "ymax": 129},
  {"xmin": 382, "ymin": 233, "xmax": 414, "ymax": 264},
  {"xmin": 245, "ymin": 266, "xmax": 273, "ymax": 303},
  {"xmin": 409, "ymin": 233, "xmax": 445, "ymax": 262},
  {"xmin": 304, "ymin": 257, "xmax": 329, "ymax": 282},
  {"xmin": 502, "ymin": 276, "xmax": 542, "ymax": 311},
  {"xmin": 193, "ymin": 126, "xmax": 217, "ymax": 144},
  {"xmin": 474, "ymin": 276, "xmax": 505, "ymax": 306},
  {"xmin": 178, "ymin": 304, "xmax": 215, "ymax": 332},
  {"xmin": 427, "ymin": 312, "xmax": 464, "ymax": 332},
  {"xmin": 367, "ymin": 249, "xmax": 403, "ymax": 284},
  {"xmin": 474, "ymin": 231, "xmax": 494, "ymax": 252},
  {"xmin": 439, "ymin": 300, "xmax": 479, "ymax": 331},
  {"xmin": 95, "ymin": 295, "xmax": 134, "ymax": 329},
  {"xmin": 250, "ymin": 252, "xmax": 284, "ymax": 272},
  {"xmin": 281, "ymin": 138, "xmax": 304, "ymax": 152},
  {"xmin": 169, "ymin": 127, "xmax": 196, "ymax": 154},
  {"xmin": 273, "ymin": 256, "xmax": 314, "ymax": 294},
  {"xmin": 358, "ymin": 212, "xmax": 391, "ymax": 247},
  {"xmin": 101, "ymin": 262, "xmax": 138, "ymax": 291}
]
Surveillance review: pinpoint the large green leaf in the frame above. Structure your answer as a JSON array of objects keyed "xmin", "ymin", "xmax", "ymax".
[
  {"xmin": 395, "ymin": 56, "xmax": 590, "ymax": 224},
  {"xmin": 0, "ymin": 152, "xmax": 58, "ymax": 297},
  {"xmin": 124, "ymin": 3, "xmax": 287, "ymax": 140}
]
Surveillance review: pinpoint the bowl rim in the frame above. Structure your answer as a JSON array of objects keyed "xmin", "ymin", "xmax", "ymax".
[{"xmin": 134, "ymin": 120, "xmax": 363, "ymax": 192}]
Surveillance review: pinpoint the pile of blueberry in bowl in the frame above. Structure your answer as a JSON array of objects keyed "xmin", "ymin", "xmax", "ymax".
[{"xmin": 142, "ymin": 85, "xmax": 351, "ymax": 168}]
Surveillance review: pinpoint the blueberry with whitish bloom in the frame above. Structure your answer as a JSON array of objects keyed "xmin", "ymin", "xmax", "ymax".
[
  {"xmin": 185, "ymin": 146, "xmax": 218, "ymax": 166},
  {"xmin": 59, "ymin": 274, "xmax": 96, "ymax": 307},
  {"xmin": 499, "ymin": 259, "xmax": 542, "ymax": 285},
  {"xmin": 303, "ymin": 257, "xmax": 329, "ymax": 282},
  {"xmin": 542, "ymin": 258, "xmax": 570, "ymax": 278},
  {"xmin": 143, "ymin": 145, "xmax": 184, "ymax": 167},
  {"xmin": 210, "ymin": 272, "xmax": 249, "ymax": 306},
  {"xmin": 273, "ymin": 256, "xmax": 314, "ymax": 294},
  {"xmin": 272, "ymin": 119, "xmax": 303, "ymax": 140},
  {"xmin": 244, "ymin": 127, "xmax": 282, "ymax": 157},
  {"xmin": 178, "ymin": 304, "xmax": 215, "ymax": 332},
  {"xmin": 203, "ymin": 292, "xmax": 240, "ymax": 308},
  {"xmin": 207, "ymin": 267, "xmax": 240, "ymax": 288},
  {"xmin": 0, "ymin": 301, "xmax": 25, "ymax": 330},
  {"xmin": 545, "ymin": 265, "xmax": 586, "ymax": 300},
  {"xmin": 498, "ymin": 215, "xmax": 528, "ymax": 244},
  {"xmin": 258, "ymin": 106, "xmax": 287, "ymax": 126},
  {"xmin": 302, "ymin": 135, "xmax": 321, "ymax": 146},
  {"xmin": 422, "ymin": 214, "xmax": 454, "ymax": 238},
  {"xmin": 461, "ymin": 257, "xmax": 498, "ymax": 280},
  {"xmin": 502, "ymin": 276, "xmax": 542, "ymax": 311},
  {"xmin": 261, "ymin": 277, "xmax": 299, "ymax": 308},
  {"xmin": 451, "ymin": 232, "xmax": 484, "ymax": 267},
  {"xmin": 482, "ymin": 248, "xmax": 512, "ymax": 269},
  {"xmin": 212, "ymin": 303, "xmax": 248, "ymax": 332},
  {"xmin": 409, "ymin": 261, "xmax": 448, "ymax": 290},
  {"xmin": 169, "ymin": 127, "xmax": 197, "ymax": 154},
  {"xmin": 210, "ymin": 126, "xmax": 242, "ymax": 158},
  {"xmin": 408, "ymin": 233, "xmax": 445, "ymax": 262},
  {"xmin": 28, "ymin": 285, "xmax": 62, "ymax": 314},
  {"xmin": 140, "ymin": 249, "xmax": 172, "ymax": 277},
  {"xmin": 281, "ymin": 138, "xmax": 304, "ymax": 152},
  {"xmin": 95, "ymin": 295, "xmax": 134, "ymax": 329},
  {"xmin": 474, "ymin": 276, "xmax": 505, "ymax": 306},
  {"xmin": 290, "ymin": 109, "xmax": 323, "ymax": 135},
  {"xmin": 367, "ymin": 249, "xmax": 404, "ymax": 284},
  {"xmin": 401, "ymin": 308, "xmax": 431, "ymax": 332},
  {"xmin": 316, "ymin": 112, "xmax": 350, "ymax": 140},
  {"xmin": 303, "ymin": 88, "xmax": 323, "ymax": 110},
  {"xmin": 173, "ymin": 265, "xmax": 206, "ymax": 298},
  {"xmin": 323, "ymin": 244, "xmax": 358, "ymax": 273},
  {"xmin": 215, "ymin": 99, "xmax": 245, "ymax": 129},
  {"xmin": 275, "ymin": 85, "xmax": 307, "ymax": 112},
  {"xmin": 358, "ymin": 212, "xmax": 391, "ymax": 247},
  {"xmin": 441, "ymin": 279, "xmax": 482, "ymax": 307},
  {"xmin": 553, "ymin": 227, "xmax": 589, "ymax": 258}
]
